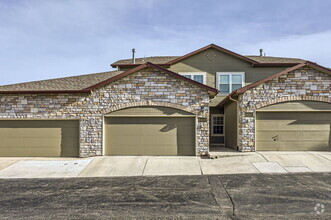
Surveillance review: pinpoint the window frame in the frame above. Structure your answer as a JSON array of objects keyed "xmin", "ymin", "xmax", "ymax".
[
  {"xmin": 211, "ymin": 114, "xmax": 225, "ymax": 136},
  {"xmin": 179, "ymin": 72, "xmax": 207, "ymax": 84},
  {"xmin": 216, "ymin": 72, "xmax": 245, "ymax": 94}
]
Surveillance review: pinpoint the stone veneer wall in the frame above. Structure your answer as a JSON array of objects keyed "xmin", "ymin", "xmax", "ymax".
[
  {"xmin": 0, "ymin": 67, "xmax": 211, "ymax": 157},
  {"xmin": 237, "ymin": 67, "xmax": 331, "ymax": 151}
]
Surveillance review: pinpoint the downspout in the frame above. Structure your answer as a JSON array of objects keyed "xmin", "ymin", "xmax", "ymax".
[{"xmin": 229, "ymin": 95, "xmax": 240, "ymax": 151}]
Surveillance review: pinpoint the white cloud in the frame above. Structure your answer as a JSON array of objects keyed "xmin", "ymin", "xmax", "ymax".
[
  {"xmin": 0, "ymin": 0, "xmax": 330, "ymax": 85},
  {"xmin": 238, "ymin": 30, "xmax": 331, "ymax": 67}
]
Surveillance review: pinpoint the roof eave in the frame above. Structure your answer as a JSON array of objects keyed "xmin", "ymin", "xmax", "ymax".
[
  {"xmin": 111, "ymin": 63, "xmax": 171, "ymax": 68},
  {"xmin": 0, "ymin": 90, "xmax": 91, "ymax": 94},
  {"xmin": 252, "ymin": 63, "xmax": 302, "ymax": 67}
]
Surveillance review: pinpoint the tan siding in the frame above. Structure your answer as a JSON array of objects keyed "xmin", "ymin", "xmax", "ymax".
[
  {"xmin": 224, "ymin": 101, "xmax": 237, "ymax": 149},
  {"xmin": 257, "ymin": 101, "xmax": 331, "ymax": 112},
  {"xmin": 168, "ymin": 48, "xmax": 287, "ymax": 90}
]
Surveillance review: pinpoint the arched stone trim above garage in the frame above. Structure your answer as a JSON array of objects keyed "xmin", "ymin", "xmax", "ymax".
[
  {"xmin": 255, "ymin": 96, "xmax": 331, "ymax": 110},
  {"xmin": 0, "ymin": 66, "xmax": 212, "ymax": 157},
  {"xmin": 237, "ymin": 66, "xmax": 331, "ymax": 152},
  {"xmin": 105, "ymin": 101, "xmax": 198, "ymax": 116}
]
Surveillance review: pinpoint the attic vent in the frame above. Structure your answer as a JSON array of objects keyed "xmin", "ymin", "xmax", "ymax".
[{"xmin": 206, "ymin": 51, "xmax": 216, "ymax": 61}]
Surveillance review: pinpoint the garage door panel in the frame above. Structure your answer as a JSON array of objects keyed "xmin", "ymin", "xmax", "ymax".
[
  {"xmin": 142, "ymin": 135, "xmax": 177, "ymax": 146},
  {"xmin": 109, "ymin": 145, "xmax": 178, "ymax": 156},
  {"xmin": 0, "ymin": 128, "xmax": 78, "ymax": 138},
  {"xmin": 257, "ymin": 140, "xmax": 330, "ymax": 151},
  {"xmin": 256, "ymin": 131, "xmax": 330, "ymax": 141},
  {"xmin": 1, "ymin": 147, "xmax": 61, "ymax": 157},
  {"xmin": 178, "ymin": 145, "xmax": 196, "ymax": 155},
  {"xmin": 144, "ymin": 125, "xmax": 177, "ymax": 136},
  {"xmin": 256, "ymin": 121, "xmax": 330, "ymax": 131},
  {"xmin": 256, "ymin": 112, "xmax": 331, "ymax": 151},
  {"xmin": 105, "ymin": 116, "xmax": 195, "ymax": 156},
  {"xmin": 0, "ymin": 120, "xmax": 79, "ymax": 157},
  {"xmin": 107, "ymin": 135, "xmax": 144, "ymax": 146},
  {"xmin": 257, "ymin": 112, "xmax": 331, "ymax": 120}
]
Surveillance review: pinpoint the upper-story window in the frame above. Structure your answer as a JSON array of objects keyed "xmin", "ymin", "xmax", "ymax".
[
  {"xmin": 216, "ymin": 72, "xmax": 245, "ymax": 94},
  {"xmin": 179, "ymin": 72, "xmax": 206, "ymax": 84}
]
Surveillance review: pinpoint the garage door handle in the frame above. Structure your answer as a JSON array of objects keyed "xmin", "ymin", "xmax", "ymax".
[{"xmin": 272, "ymin": 135, "xmax": 279, "ymax": 141}]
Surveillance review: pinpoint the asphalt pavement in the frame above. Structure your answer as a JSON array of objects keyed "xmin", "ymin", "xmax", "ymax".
[{"xmin": 0, "ymin": 173, "xmax": 330, "ymax": 219}]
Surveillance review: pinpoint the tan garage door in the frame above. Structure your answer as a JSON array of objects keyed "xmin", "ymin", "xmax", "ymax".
[
  {"xmin": 0, "ymin": 120, "xmax": 79, "ymax": 157},
  {"xmin": 104, "ymin": 107, "xmax": 196, "ymax": 156},
  {"xmin": 256, "ymin": 112, "xmax": 331, "ymax": 151}
]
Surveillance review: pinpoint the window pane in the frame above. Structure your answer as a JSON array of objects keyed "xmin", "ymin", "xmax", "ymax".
[
  {"xmin": 232, "ymin": 75, "xmax": 242, "ymax": 84},
  {"xmin": 213, "ymin": 116, "xmax": 223, "ymax": 125},
  {"xmin": 193, "ymin": 75, "xmax": 204, "ymax": 84},
  {"xmin": 232, "ymin": 84, "xmax": 242, "ymax": 91},
  {"xmin": 213, "ymin": 126, "xmax": 223, "ymax": 134},
  {"xmin": 219, "ymin": 84, "xmax": 229, "ymax": 93},
  {"xmin": 219, "ymin": 75, "xmax": 229, "ymax": 84},
  {"xmin": 213, "ymin": 126, "xmax": 221, "ymax": 134},
  {"xmin": 183, "ymin": 75, "xmax": 192, "ymax": 79},
  {"xmin": 213, "ymin": 117, "xmax": 217, "ymax": 124}
]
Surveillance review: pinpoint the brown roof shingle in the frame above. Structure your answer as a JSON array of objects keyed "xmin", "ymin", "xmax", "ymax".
[
  {"xmin": 245, "ymin": 56, "xmax": 306, "ymax": 64},
  {"xmin": 112, "ymin": 56, "xmax": 179, "ymax": 66},
  {"xmin": 112, "ymin": 55, "xmax": 306, "ymax": 66},
  {"xmin": 0, "ymin": 70, "xmax": 123, "ymax": 92},
  {"xmin": 0, "ymin": 62, "xmax": 218, "ymax": 95}
]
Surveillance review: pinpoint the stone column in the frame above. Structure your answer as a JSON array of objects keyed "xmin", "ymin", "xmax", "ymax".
[{"xmin": 79, "ymin": 115, "xmax": 103, "ymax": 157}]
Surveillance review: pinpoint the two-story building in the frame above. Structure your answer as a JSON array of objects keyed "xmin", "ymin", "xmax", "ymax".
[{"xmin": 0, "ymin": 44, "xmax": 330, "ymax": 157}]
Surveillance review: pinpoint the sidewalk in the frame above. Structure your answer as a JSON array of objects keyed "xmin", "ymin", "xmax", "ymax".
[{"xmin": 0, "ymin": 150, "xmax": 330, "ymax": 178}]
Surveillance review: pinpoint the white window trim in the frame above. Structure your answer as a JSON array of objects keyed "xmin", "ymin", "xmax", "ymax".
[
  {"xmin": 211, "ymin": 114, "xmax": 224, "ymax": 136},
  {"xmin": 216, "ymin": 72, "xmax": 245, "ymax": 95},
  {"xmin": 178, "ymin": 72, "xmax": 207, "ymax": 84}
]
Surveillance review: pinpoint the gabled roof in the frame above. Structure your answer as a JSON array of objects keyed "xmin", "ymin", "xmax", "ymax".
[
  {"xmin": 246, "ymin": 55, "xmax": 305, "ymax": 64},
  {"xmin": 111, "ymin": 44, "xmax": 307, "ymax": 68},
  {"xmin": 0, "ymin": 70, "xmax": 124, "ymax": 94},
  {"xmin": 166, "ymin": 44, "xmax": 259, "ymax": 65},
  {"xmin": 87, "ymin": 62, "xmax": 218, "ymax": 95},
  {"xmin": 217, "ymin": 61, "xmax": 331, "ymax": 107},
  {"xmin": 111, "ymin": 56, "xmax": 178, "ymax": 67},
  {"xmin": 0, "ymin": 63, "xmax": 218, "ymax": 95}
]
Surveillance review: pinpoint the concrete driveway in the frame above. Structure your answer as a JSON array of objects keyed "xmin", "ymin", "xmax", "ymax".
[{"xmin": 0, "ymin": 151, "xmax": 330, "ymax": 178}]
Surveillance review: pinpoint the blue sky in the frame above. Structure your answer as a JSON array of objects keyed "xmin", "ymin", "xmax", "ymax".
[{"xmin": 0, "ymin": 0, "xmax": 330, "ymax": 85}]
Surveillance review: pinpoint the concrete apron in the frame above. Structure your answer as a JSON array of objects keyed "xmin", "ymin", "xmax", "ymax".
[{"xmin": 0, "ymin": 151, "xmax": 330, "ymax": 178}]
